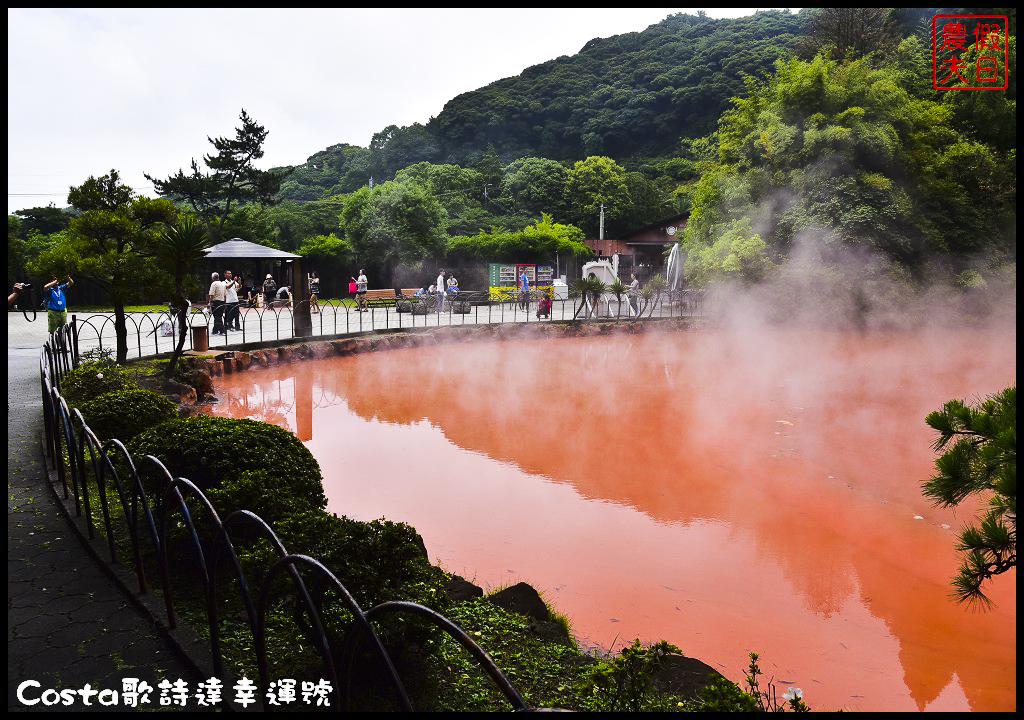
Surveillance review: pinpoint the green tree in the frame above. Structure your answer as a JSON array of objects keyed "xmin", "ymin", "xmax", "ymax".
[
  {"xmin": 12, "ymin": 204, "xmax": 73, "ymax": 238},
  {"xmin": 7, "ymin": 215, "xmax": 22, "ymax": 280},
  {"xmin": 923, "ymin": 386, "xmax": 1016, "ymax": 608},
  {"xmin": 797, "ymin": 8, "xmax": 898, "ymax": 60},
  {"xmin": 220, "ymin": 204, "xmax": 280, "ymax": 248},
  {"xmin": 685, "ymin": 51, "xmax": 1016, "ymax": 282},
  {"xmin": 145, "ymin": 109, "xmax": 288, "ymax": 245},
  {"xmin": 685, "ymin": 218, "xmax": 773, "ymax": 287},
  {"xmin": 474, "ymin": 143, "xmax": 504, "ymax": 196},
  {"xmin": 941, "ymin": 34, "xmax": 1017, "ymax": 152},
  {"xmin": 499, "ymin": 157, "xmax": 569, "ymax": 219},
  {"xmin": 369, "ymin": 123, "xmax": 442, "ymax": 179},
  {"xmin": 620, "ymin": 171, "xmax": 675, "ymax": 230},
  {"xmin": 446, "ymin": 214, "xmax": 591, "ymax": 265},
  {"xmin": 29, "ymin": 170, "xmax": 176, "ymax": 363},
  {"xmin": 296, "ymin": 233, "xmax": 355, "ymax": 295},
  {"xmin": 264, "ymin": 200, "xmax": 343, "ymax": 252},
  {"xmin": 564, "ymin": 156, "xmax": 632, "ymax": 238},
  {"xmin": 340, "ymin": 180, "xmax": 447, "ymax": 288},
  {"xmin": 8, "ymin": 217, "xmax": 62, "ymax": 285},
  {"xmin": 393, "ymin": 162, "xmax": 489, "ymax": 236},
  {"xmin": 153, "ymin": 215, "xmax": 211, "ymax": 377}
]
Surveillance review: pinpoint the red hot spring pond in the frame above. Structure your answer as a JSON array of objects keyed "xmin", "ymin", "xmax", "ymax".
[{"xmin": 204, "ymin": 326, "xmax": 1015, "ymax": 712}]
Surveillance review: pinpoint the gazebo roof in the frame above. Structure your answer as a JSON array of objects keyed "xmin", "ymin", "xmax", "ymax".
[{"xmin": 204, "ymin": 238, "xmax": 301, "ymax": 259}]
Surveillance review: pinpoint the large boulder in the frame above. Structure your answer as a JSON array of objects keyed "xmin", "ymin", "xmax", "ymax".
[
  {"xmin": 163, "ymin": 378, "xmax": 197, "ymax": 405},
  {"xmin": 488, "ymin": 581, "xmax": 550, "ymax": 621},
  {"xmin": 445, "ymin": 574, "xmax": 483, "ymax": 603},
  {"xmin": 487, "ymin": 581, "xmax": 573, "ymax": 646},
  {"xmin": 651, "ymin": 655, "xmax": 729, "ymax": 700}
]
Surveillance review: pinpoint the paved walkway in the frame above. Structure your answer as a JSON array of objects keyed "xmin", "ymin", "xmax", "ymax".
[{"xmin": 7, "ymin": 312, "xmax": 196, "ymax": 712}]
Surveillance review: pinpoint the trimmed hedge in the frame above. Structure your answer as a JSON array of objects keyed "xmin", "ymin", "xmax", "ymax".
[
  {"xmin": 61, "ymin": 361, "xmax": 140, "ymax": 406},
  {"xmin": 271, "ymin": 509, "xmax": 446, "ymax": 611},
  {"xmin": 124, "ymin": 416, "xmax": 326, "ymax": 510},
  {"xmin": 77, "ymin": 389, "xmax": 178, "ymax": 442},
  {"xmin": 204, "ymin": 469, "xmax": 326, "ymax": 525}
]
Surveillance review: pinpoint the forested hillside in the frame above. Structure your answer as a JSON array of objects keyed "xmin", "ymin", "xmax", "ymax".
[
  {"xmin": 430, "ymin": 10, "xmax": 807, "ymax": 164},
  {"xmin": 276, "ymin": 10, "xmax": 808, "ymax": 202}
]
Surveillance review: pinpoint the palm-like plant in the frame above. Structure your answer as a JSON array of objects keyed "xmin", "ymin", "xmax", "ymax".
[
  {"xmin": 153, "ymin": 215, "xmax": 211, "ymax": 377},
  {"xmin": 568, "ymin": 278, "xmax": 587, "ymax": 319},
  {"xmin": 608, "ymin": 278, "xmax": 628, "ymax": 319},
  {"xmin": 570, "ymin": 275, "xmax": 608, "ymax": 319},
  {"xmin": 642, "ymin": 274, "xmax": 667, "ymax": 318}
]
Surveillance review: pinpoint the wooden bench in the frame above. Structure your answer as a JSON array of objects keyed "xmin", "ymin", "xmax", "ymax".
[{"xmin": 361, "ymin": 288, "xmax": 420, "ymax": 308}]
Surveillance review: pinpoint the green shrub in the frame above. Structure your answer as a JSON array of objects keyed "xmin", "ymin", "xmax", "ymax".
[
  {"xmin": 694, "ymin": 652, "xmax": 809, "ymax": 712},
  {"xmin": 578, "ymin": 639, "xmax": 684, "ymax": 712},
  {"xmin": 77, "ymin": 389, "xmax": 178, "ymax": 442},
  {"xmin": 695, "ymin": 677, "xmax": 761, "ymax": 712},
  {"xmin": 61, "ymin": 361, "xmax": 140, "ymax": 406},
  {"xmin": 124, "ymin": 416, "xmax": 326, "ymax": 508},
  {"xmin": 426, "ymin": 598, "xmax": 591, "ymax": 712},
  {"xmin": 204, "ymin": 469, "xmax": 325, "ymax": 525},
  {"xmin": 228, "ymin": 507, "xmax": 449, "ymax": 698},
  {"xmin": 270, "ymin": 509, "xmax": 445, "ymax": 610}
]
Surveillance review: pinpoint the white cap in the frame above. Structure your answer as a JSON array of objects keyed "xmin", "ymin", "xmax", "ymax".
[{"xmin": 266, "ymin": 274, "xmax": 272, "ymax": 279}]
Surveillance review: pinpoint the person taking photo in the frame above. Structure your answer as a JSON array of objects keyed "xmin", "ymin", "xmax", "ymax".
[{"xmin": 43, "ymin": 276, "xmax": 74, "ymax": 334}]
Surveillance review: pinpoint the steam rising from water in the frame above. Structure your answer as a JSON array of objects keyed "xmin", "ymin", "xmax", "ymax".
[
  {"xmin": 206, "ymin": 252, "xmax": 1016, "ymax": 711},
  {"xmin": 703, "ymin": 230, "xmax": 1016, "ymax": 333}
]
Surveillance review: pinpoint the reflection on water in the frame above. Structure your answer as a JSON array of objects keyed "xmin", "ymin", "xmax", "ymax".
[{"xmin": 205, "ymin": 327, "xmax": 1016, "ymax": 712}]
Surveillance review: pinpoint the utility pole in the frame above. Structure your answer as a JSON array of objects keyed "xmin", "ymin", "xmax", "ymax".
[
  {"xmin": 483, "ymin": 183, "xmax": 491, "ymax": 200},
  {"xmin": 599, "ymin": 203, "xmax": 605, "ymax": 257}
]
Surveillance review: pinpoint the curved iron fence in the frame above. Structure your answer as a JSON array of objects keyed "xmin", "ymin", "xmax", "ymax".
[
  {"xmin": 37, "ymin": 322, "xmax": 556, "ymax": 712},
  {"xmin": 68, "ymin": 290, "xmax": 705, "ymax": 361}
]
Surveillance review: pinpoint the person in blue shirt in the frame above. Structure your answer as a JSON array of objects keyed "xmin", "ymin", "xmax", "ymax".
[
  {"xmin": 518, "ymin": 270, "xmax": 530, "ymax": 311},
  {"xmin": 43, "ymin": 276, "xmax": 74, "ymax": 334}
]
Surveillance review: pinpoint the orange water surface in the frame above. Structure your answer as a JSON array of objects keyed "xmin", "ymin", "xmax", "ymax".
[{"xmin": 206, "ymin": 326, "xmax": 1016, "ymax": 712}]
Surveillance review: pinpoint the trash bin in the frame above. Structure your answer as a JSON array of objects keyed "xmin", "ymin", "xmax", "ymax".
[{"xmin": 191, "ymin": 325, "xmax": 209, "ymax": 352}]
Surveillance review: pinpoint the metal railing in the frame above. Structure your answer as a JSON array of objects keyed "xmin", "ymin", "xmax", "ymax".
[
  {"xmin": 69, "ymin": 289, "xmax": 705, "ymax": 360},
  {"xmin": 37, "ymin": 322, "xmax": 556, "ymax": 712}
]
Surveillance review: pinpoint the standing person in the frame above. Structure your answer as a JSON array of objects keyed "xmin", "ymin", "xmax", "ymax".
[
  {"xmin": 207, "ymin": 272, "xmax": 227, "ymax": 335},
  {"xmin": 628, "ymin": 272, "xmax": 641, "ymax": 318},
  {"xmin": 263, "ymin": 274, "xmax": 277, "ymax": 308},
  {"xmin": 224, "ymin": 270, "xmax": 241, "ymax": 330},
  {"xmin": 309, "ymin": 271, "xmax": 321, "ymax": 314},
  {"xmin": 518, "ymin": 268, "xmax": 531, "ymax": 311},
  {"xmin": 42, "ymin": 276, "xmax": 74, "ymax": 334},
  {"xmin": 435, "ymin": 269, "xmax": 445, "ymax": 313},
  {"xmin": 352, "ymin": 269, "xmax": 368, "ymax": 311}
]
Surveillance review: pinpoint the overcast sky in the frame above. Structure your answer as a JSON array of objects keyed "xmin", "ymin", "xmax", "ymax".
[{"xmin": 7, "ymin": 8, "xmax": 798, "ymax": 216}]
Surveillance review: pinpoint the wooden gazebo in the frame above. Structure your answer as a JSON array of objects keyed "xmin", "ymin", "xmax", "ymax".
[{"xmin": 203, "ymin": 238, "xmax": 311, "ymax": 337}]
